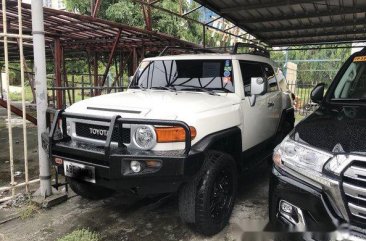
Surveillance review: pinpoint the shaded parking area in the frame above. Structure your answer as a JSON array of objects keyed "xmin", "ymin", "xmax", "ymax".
[{"xmin": 0, "ymin": 162, "xmax": 270, "ymax": 241}]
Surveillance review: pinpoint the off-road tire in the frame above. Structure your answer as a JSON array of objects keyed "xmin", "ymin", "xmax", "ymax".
[
  {"xmin": 179, "ymin": 151, "xmax": 238, "ymax": 236},
  {"xmin": 67, "ymin": 177, "xmax": 114, "ymax": 200}
]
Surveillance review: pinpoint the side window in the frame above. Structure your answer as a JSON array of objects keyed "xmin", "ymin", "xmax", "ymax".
[
  {"xmin": 240, "ymin": 61, "xmax": 266, "ymax": 96},
  {"xmin": 263, "ymin": 63, "xmax": 279, "ymax": 92}
]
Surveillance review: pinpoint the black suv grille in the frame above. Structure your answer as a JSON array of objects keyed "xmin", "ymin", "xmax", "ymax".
[
  {"xmin": 75, "ymin": 122, "xmax": 130, "ymax": 144},
  {"xmin": 342, "ymin": 161, "xmax": 366, "ymax": 225}
]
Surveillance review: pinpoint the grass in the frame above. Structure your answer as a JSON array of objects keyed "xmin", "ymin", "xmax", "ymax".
[
  {"xmin": 57, "ymin": 229, "xmax": 101, "ymax": 241},
  {"xmin": 6, "ymin": 86, "xmax": 94, "ymax": 104},
  {"xmin": 8, "ymin": 86, "xmax": 34, "ymax": 102},
  {"xmin": 19, "ymin": 202, "xmax": 40, "ymax": 220},
  {"xmin": 295, "ymin": 87, "xmax": 312, "ymax": 103}
]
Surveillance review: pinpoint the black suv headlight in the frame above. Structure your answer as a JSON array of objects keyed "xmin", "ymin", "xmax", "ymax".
[
  {"xmin": 273, "ymin": 136, "xmax": 334, "ymax": 187},
  {"xmin": 273, "ymin": 135, "xmax": 351, "ymax": 221}
]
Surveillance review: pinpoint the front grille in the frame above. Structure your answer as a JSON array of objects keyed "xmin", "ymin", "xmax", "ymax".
[
  {"xmin": 75, "ymin": 122, "xmax": 130, "ymax": 144},
  {"xmin": 343, "ymin": 161, "xmax": 366, "ymax": 224}
]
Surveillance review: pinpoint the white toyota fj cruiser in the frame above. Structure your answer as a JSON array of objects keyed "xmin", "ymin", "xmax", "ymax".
[{"xmin": 44, "ymin": 44, "xmax": 294, "ymax": 235}]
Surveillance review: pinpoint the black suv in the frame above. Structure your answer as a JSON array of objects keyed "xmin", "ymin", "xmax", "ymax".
[{"xmin": 269, "ymin": 48, "xmax": 366, "ymax": 239}]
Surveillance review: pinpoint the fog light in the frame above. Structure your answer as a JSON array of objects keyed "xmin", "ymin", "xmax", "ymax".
[
  {"xmin": 278, "ymin": 200, "xmax": 305, "ymax": 229},
  {"xmin": 280, "ymin": 200, "xmax": 293, "ymax": 214},
  {"xmin": 130, "ymin": 161, "xmax": 142, "ymax": 173}
]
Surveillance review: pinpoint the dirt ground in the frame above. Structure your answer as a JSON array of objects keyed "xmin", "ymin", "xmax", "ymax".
[
  {"xmin": 0, "ymin": 163, "xmax": 272, "ymax": 241},
  {"xmin": 0, "ymin": 105, "xmax": 39, "ymax": 188},
  {"xmin": 0, "ymin": 105, "xmax": 338, "ymax": 241}
]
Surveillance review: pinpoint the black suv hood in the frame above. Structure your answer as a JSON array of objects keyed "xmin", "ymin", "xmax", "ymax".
[{"xmin": 294, "ymin": 104, "xmax": 366, "ymax": 153}]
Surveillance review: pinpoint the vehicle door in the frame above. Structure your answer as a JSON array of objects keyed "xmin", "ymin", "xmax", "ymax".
[
  {"xmin": 239, "ymin": 61, "xmax": 271, "ymax": 151},
  {"xmin": 262, "ymin": 63, "xmax": 282, "ymax": 137}
]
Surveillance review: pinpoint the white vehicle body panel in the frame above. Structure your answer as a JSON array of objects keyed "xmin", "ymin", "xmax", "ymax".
[{"xmin": 65, "ymin": 53, "xmax": 291, "ymax": 152}]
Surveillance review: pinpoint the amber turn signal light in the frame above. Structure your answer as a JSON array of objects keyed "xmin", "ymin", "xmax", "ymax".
[
  {"xmin": 155, "ymin": 126, "xmax": 197, "ymax": 143},
  {"xmin": 54, "ymin": 157, "xmax": 63, "ymax": 165}
]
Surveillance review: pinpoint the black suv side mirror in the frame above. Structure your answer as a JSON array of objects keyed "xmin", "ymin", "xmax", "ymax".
[{"xmin": 311, "ymin": 83, "xmax": 325, "ymax": 104}]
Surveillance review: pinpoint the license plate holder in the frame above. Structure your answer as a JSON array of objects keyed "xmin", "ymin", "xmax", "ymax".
[{"xmin": 64, "ymin": 161, "xmax": 96, "ymax": 183}]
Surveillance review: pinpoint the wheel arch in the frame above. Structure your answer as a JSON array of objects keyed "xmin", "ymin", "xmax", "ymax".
[{"xmin": 192, "ymin": 127, "xmax": 242, "ymax": 171}]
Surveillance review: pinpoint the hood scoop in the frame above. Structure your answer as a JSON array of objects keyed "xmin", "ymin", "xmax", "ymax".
[{"xmin": 87, "ymin": 106, "xmax": 141, "ymax": 114}]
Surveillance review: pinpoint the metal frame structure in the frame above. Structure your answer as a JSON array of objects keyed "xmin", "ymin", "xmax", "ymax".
[
  {"xmin": 129, "ymin": 0, "xmax": 262, "ymax": 47},
  {"xmin": 1, "ymin": 1, "xmax": 211, "ymax": 110},
  {"xmin": 0, "ymin": 0, "xmax": 36, "ymax": 202},
  {"xmin": 194, "ymin": 0, "xmax": 366, "ymax": 47}
]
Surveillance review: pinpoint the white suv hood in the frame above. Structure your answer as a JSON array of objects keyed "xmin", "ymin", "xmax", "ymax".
[{"xmin": 66, "ymin": 89, "xmax": 239, "ymax": 120}]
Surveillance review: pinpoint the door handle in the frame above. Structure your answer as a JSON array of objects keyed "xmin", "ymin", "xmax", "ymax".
[{"xmin": 268, "ymin": 102, "xmax": 274, "ymax": 107}]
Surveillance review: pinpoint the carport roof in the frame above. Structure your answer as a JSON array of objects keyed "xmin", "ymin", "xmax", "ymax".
[
  {"xmin": 1, "ymin": 1, "xmax": 201, "ymax": 60},
  {"xmin": 195, "ymin": 0, "xmax": 366, "ymax": 47}
]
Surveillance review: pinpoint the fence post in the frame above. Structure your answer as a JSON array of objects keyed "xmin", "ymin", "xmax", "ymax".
[{"xmin": 31, "ymin": 0, "xmax": 52, "ymax": 197}]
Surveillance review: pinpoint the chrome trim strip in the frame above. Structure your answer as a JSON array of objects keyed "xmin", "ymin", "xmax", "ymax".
[
  {"xmin": 343, "ymin": 182, "xmax": 366, "ymax": 202},
  {"xmin": 349, "ymin": 203, "xmax": 366, "ymax": 220},
  {"xmin": 344, "ymin": 166, "xmax": 366, "ymax": 182},
  {"xmin": 278, "ymin": 200, "xmax": 306, "ymax": 231}
]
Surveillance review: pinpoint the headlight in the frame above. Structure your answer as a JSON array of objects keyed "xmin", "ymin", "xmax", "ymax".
[
  {"xmin": 273, "ymin": 136, "xmax": 334, "ymax": 187},
  {"xmin": 133, "ymin": 125, "xmax": 156, "ymax": 150}
]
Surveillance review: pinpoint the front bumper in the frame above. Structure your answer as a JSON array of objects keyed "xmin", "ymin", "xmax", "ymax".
[
  {"xmin": 269, "ymin": 167, "xmax": 366, "ymax": 240},
  {"xmin": 43, "ymin": 109, "xmax": 204, "ymax": 194},
  {"xmin": 269, "ymin": 166, "xmax": 341, "ymax": 232}
]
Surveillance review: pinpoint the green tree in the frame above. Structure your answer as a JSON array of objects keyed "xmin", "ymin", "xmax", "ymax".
[
  {"xmin": 64, "ymin": 0, "xmax": 205, "ymax": 45},
  {"xmin": 271, "ymin": 46, "xmax": 352, "ymax": 86}
]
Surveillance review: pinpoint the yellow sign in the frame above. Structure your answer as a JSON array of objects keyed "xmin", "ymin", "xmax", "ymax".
[{"xmin": 353, "ymin": 56, "xmax": 366, "ymax": 62}]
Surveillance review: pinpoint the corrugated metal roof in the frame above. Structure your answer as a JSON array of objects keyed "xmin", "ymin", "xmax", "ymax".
[
  {"xmin": 0, "ymin": 1, "xmax": 201, "ymax": 60},
  {"xmin": 195, "ymin": 0, "xmax": 366, "ymax": 47}
]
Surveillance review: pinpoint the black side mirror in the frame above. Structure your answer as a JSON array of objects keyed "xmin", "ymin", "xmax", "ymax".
[{"xmin": 311, "ymin": 83, "xmax": 325, "ymax": 104}]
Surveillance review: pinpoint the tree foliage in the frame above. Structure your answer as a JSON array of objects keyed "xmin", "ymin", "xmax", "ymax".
[{"xmin": 64, "ymin": 0, "xmax": 204, "ymax": 45}]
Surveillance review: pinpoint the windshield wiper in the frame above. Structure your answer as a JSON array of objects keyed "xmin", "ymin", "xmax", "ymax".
[
  {"xmin": 150, "ymin": 86, "xmax": 177, "ymax": 91},
  {"xmin": 180, "ymin": 87, "xmax": 219, "ymax": 96}
]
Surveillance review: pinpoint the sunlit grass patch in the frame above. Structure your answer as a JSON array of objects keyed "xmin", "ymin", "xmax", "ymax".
[{"xmin": 57, "ymin": 229, "xmax": 100, "ymax": 241}]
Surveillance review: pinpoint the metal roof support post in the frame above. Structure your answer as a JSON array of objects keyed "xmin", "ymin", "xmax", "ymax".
[
  {"xmin": 101, "ymin": 29, "xmax": 122, "ymax": 87},
  {"xmin": 2, "ymin": 0, "xmax": 15, "ymax": 198},
  {"xmin": 31, "ymin": 0, "xmax": 52, "ymax": 197},
  {"xmin": 203, "ymin": 25, "xmax": 206, "ymax": 48},
  {"xmin": 93, "ymin": 52, "xmax": 99, "ymax": 95},
  {"xmin": 54, "ymin": 38, "xmax": 62, "ymax": 109},
  {"xmin": 132, "ymin": 48, "xmax": 138, "ymax": 74}
]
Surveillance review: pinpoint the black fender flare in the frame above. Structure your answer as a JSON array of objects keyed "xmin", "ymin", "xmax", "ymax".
[{"xmin": 191, "ymin": 127, "xmax": 242, "ymax": 167}]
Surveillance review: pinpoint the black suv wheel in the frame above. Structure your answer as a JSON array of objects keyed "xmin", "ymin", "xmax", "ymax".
[
  {"xmin": 179, "ymin": 151, "xmax": 238, "ymax": 236},
  {"xmin": 67, "ymin": 177, "xmax": 115, "ymax": 200}
]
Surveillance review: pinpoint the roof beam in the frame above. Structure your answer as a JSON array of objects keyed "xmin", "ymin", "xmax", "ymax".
[
  {"xmin": 239, "ymin": 8, "xmax": 366, "ymax": 24},
  {"xmin": 183, "ymin": 5, "xmax": 203, "ymax": 16},
  {"xmin": 256, "ymin": 19, "xmax": 366, "ymax": 34},
  {"xmin": 221, "ymin": 0, "xmax": 321, "ymax": 13},
  {"xmin": 273, "ymin": 38, "xmax": 366, "ymax": 47},
  {"xmin": 267, "ymin": 30, "xmax": 366, "ymax": 42}
]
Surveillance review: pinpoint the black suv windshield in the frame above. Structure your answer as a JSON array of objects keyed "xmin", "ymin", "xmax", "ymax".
[
  {"xmin": 130, "ymin": 59, "xmax": 235, "ymax": 93},
  {"xmin": 332, "ymin": 56, "xmax": 366, "ymax": 100}
]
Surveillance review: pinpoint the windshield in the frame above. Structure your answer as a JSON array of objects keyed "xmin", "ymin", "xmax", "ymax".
[
  {"xmin": 130, "ymin": 59, "xmax": 235, "ymax": 93},
  {"xmin": 333, "ymin": 56, "xmax": 366, "ymax": 100}
]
